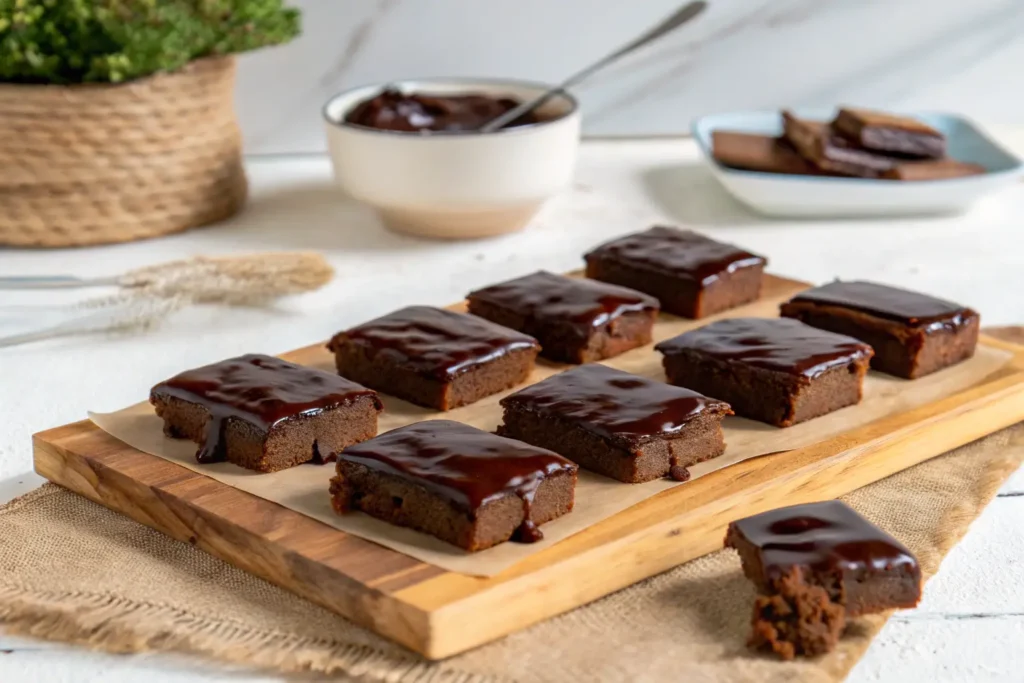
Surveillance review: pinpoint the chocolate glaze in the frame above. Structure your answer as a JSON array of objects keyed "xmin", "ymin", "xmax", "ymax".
[
  {"xmin": 585, "ymin": 226, "xmax": 767, "ymax": 286},
  {"xmin": 151, "ymin": 354, "xmax": 381, "ymax": 465},
  {"xmin": 468, "ymin": 271, "xmax": 659, "ymax": 340},
  {"xmin": 328, "ymin": 306, "xmax": 539, "ymax": 380},
  {"xmin": 655, "ymin": 318, "xmax": 873, "ymax": 378},
  {"xmin": 344, "ymin": 88, "xmax": 540, "ymax": 133},
  {"xmin": 339, "ymin": 420, "xmax": 576, "ymax": 543},
  {"xmin": 500, "ymin": 364, "xmax": 731, "ymax": 452},
  {"xmin": 787, "ymin": 280, "xmax": 977, "ymax": 332},
  {"xmin": 728, "ymin": 500, "xmax": 919, "ymax": 581}
]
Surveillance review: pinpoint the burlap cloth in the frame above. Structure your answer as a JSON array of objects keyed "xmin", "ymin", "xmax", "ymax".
[{"xmin": 2, "ymin": 327, "xmax": 1023, "ymax": 682}]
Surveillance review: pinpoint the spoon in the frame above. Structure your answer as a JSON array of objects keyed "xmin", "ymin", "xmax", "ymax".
[{"xmin": 479, "ymin": 0, "xmax": 708, "ymax": 134}]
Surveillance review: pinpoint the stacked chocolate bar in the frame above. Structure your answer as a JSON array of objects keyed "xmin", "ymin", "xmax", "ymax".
[{"xmin": 712, "ymin": 107, "xmax": 985, "ymax": 181}]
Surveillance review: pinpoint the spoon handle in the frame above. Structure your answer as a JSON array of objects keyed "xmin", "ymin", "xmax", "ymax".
[{"xmin": 480, "ymin": 0, "xmax": 708, "ymax": 133}]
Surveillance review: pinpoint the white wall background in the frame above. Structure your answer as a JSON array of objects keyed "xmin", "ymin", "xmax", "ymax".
[{"xmin": 235, "ymin": 0, "xmax": 1024, "ymax": 155}]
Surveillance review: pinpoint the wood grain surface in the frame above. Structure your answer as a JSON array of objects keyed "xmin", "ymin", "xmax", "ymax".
[{"xmin": 32, "ymin": 275, "xmax": 1024, "ymax": 659}]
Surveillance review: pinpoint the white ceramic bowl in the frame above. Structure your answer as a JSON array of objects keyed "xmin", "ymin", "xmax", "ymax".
[
  {"xmin": 692, "ymin": 108, "xmax": 1024, "ymax": 218},
  {"xmin": 323, "ymin": 79, "xmax": 581, "ymax": 239}
]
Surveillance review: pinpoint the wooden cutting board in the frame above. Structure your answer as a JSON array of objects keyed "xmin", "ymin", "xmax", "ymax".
[{"xmin": 32, "ymin": 275, "xmax": 1024, "ymax": 659}]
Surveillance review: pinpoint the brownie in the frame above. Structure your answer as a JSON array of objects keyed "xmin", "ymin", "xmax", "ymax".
[
  {"xmin": 748, "ymin": 566, "xmax": 846, "ymax": 660},
  {"xmin": 150, "ymin": 354, "xmax": 382, "ymax": 473},
  {"xmin": 655, "ymin": 318, "xmax": 873, "ymax": 427},
  {"xmin": 881, "ymin": 158, "xmax": 985, "ymax": 181},
  {"xmin": 782, "ymin": 111, "xmax": 896, "ymax": 178},
  {"xmin": 726, "ymin": 500, "xmax": 922, "ymax": 617},
  {"xmin": 710, "ymin": 131, "xmax": 827, "ymax": 176},
  {"xmin": 584, "ymin": 226, "xmax": 767, "ymax": 318},
  {"xmin": 832, "ymin": 107, "xmax": 945, "ymax": 159},
  {"xmin": 466, "ymin": 271, "xmax": 660, "ymax": 364},
  {"xmin": 498, "ymin": 364, "xmax": 732, "ymax": 483},
  {"xmin": 330, "ymin": 420, "xmax": 578, "ymax": 551},
  {"xmin": 780, "ymin": 280, "xmax": 980, "ymax": 379},
  {"xmin": 327, "ymin": 305, "xmax": 540, "ymax": 410}
]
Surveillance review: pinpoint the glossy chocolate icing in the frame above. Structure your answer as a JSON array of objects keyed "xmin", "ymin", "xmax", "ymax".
[
  {"xmin": 343, "ymin": 88, "xmax": 540, "ymax": 133},
  {"xmin": 151, "ymin": 354, "xmax": 381, "ymax": 465},
  {"xmin": 329, "ymin": 306, "xmax": 539, "ymax": 380},
  {"xmin": 339, "ymin": 420, "xmax": 576, "ymax": 542},
  {"xmin": 500, "ymin": 364, "xmax": 731, "ymax": 450},
  {"xmin": 729, "ymin": 500, "xmax": 919, "ymax": 580},
  {"xmin": 655, "ymin": 317, "xmax": 873, "ymax": 378},
  {"xmin": 787, "ymin": 280, "xmax": 976, "ymax": 332},
  {"xmin": 585, "ymin": 226, "xmax": 766, "ymax": 286},
  {"xmin": 468, "ymin": 271, "xmax": 659, "ymax": 340}
]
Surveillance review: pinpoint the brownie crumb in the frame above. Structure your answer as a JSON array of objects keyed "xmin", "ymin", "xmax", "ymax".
[{"xmin": 748, "ymin": 568, "xmax": 846, "ymax": 660}]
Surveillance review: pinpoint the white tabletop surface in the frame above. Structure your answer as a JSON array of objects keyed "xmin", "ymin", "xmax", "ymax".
[{"xmin": 2, "ymin": 136, "xmax": 1024, "ymax": 682}]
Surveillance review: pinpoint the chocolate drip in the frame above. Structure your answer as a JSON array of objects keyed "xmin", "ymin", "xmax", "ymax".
[
  {"xmin": 501, "ymin": 364, "xmax": 731, "ymax": 448},
  {"xmin": 339, "ymin": 420, "xmax": 576, "ymax": 543},
  {"xmin": 668, "ymin": 461, "xmax": 692, "ymax": 482},
  {"xmin": 730, "ymin": 500, "xmax": 919, "ymax": 580},
  {"xmin": 655, "ymin": 318, "xmax": 873, "ymax": 378},
  {"xmin": 344, "ymin": 88, "xmax": 541, "ymax": 133},
  {"xmin": 513, "ymin": 488, "xmax": 544, "ymax": 543},
  {"xmin": 468, "ymin": 271, "xmax": 659, "ymax": 340},
  {"xmin": 152, "ymin": 354, "xmax": 380, "ymax": 465},
  {"xmin": 585, "ymin": 226, "xmax": 766, "ymax": 286},
  {"xmin": 788, "ymin": 280, "xmax": 976, "ymax": 332},
  {"xmin": 329, "ymin": 305, "xmax": 539, "ymax": 380}
]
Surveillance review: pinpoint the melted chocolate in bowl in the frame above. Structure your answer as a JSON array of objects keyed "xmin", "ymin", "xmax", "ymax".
[{"xmin": 343, "ymin": 87, "xmax": 543, "ymax": 133}]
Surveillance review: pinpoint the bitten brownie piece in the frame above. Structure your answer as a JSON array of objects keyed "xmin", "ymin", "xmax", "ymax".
[
  {"xmin": 780, "ymin": 280, "xmax": 980, "ymax": 379},
  {"xmin": 726, "ymin": 500, "xmax": 922, "ymax": 617},
  {"xmin": 498, "ymin": 364, "xmax": 732, "ymax": 483},
  {"xmin": 330, "ymin": 420, "xmax": 578, "ymax": 551},
  {"xmin": 584, "ymin": 226, "xmax": 767, "ymax": 319},
  {"xmin": 782, "ymin": 111, "xmax": 896, "ymax": 178},
  {"xmin": 150, "ymin": 354, "xmax": 382, "ymax": 473},
  {"xmin": 748, "ymin": 567, "xmax": 847, "ymax": 660},
  {"xmin": 327, "ymin": 305, "xmax": 540, "ymax": 410},
  {"xmin": 832, "ymin": 107, "xmax": 945, "ymax": 159},
  {"xmin": 467, "ymin": 271, "xmax": 660, "ymax": 364},
  {"xmin": 656, "ymin": 318, "xmax": 873, "ymax": 427}
]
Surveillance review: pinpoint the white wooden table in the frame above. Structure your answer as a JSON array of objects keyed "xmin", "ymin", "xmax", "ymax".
[{"xmin": 2, "ymin": 138, "xmax": 1024, "ymax": 682}]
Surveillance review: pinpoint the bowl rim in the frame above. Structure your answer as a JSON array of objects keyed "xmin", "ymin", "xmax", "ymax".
[
  {"xmin": 321, "ymin": 77, "xmax": 580, "ymax": 138},
  {"xmin": 691, "ymin": 108, "xmax": 1024, "ymax": 186}
]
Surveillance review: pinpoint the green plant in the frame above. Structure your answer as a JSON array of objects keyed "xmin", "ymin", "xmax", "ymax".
[{"xmin": 0, "ymin": 0, "xmax": 300, "ymax": 84}]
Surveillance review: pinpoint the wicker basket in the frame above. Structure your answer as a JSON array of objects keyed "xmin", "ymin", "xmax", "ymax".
[{"xmin": 0, "ymin": 57, "xmax": 247, "ymax": 248}]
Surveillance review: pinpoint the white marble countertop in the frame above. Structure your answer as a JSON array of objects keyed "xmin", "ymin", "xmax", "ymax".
[
  {"xmin": 236, "ymin": 0, "xmax": 1024, "ymax": 153},
  {"xmin": 2, "ymin": 136, "xmax": 1024, "ymax": 681}
]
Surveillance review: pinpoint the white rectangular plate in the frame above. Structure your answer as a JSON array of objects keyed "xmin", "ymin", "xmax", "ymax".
[{"xmin": 692, "ymin": 108, "xmax": 1023, "ymax": 218}]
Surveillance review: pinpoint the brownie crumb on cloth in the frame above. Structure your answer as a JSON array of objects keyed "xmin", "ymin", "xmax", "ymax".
[{"xmin": 748, "ymin": 567, "xmax": 846, "ymax": 660}]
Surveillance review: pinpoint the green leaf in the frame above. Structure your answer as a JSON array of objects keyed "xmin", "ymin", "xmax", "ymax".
[{"xmin": 0, "ymin": 0, "xmax": 301, "ymax": 83}]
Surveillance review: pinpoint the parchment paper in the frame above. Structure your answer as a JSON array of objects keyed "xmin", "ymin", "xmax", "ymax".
[{"xmin": 89, "ymin": 293, "xmax": 1011, "ymax": 577}]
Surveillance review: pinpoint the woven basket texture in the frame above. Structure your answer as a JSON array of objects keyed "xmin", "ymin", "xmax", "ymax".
[{"xmin": 0, "ymin": 56, "xmax": 247, "ymax": 248}]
